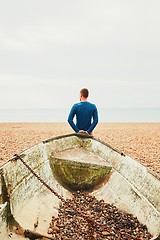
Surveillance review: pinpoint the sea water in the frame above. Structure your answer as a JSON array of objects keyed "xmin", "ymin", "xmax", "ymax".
[{"xmin": 0, "ymin": 108, "xmax": 159, "ymax": 122}]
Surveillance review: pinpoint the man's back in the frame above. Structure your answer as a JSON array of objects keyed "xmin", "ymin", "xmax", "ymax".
[{"xmin": 68, "ymin": 101, "xmax": 98, "ymax": 134}]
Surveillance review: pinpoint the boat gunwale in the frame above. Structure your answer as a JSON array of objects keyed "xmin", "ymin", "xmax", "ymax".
[{"xmin": 42, "ymin": 133, "xmax": 125, "ymax": 156}]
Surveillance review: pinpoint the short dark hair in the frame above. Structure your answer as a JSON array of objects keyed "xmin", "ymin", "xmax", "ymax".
[{"xmin": 80, "ymin": 88, "xmax": 89, "ymax": 98}]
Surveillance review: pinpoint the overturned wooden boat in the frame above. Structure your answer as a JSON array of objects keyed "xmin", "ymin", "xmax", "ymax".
[{"xmin": 0, "ymin": 133, "xmax": 160, "ymax": 239}]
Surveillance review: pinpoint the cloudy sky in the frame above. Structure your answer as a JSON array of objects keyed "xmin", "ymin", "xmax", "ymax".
[{"xmin": 0, "ymin": 0, "xmax": 160, "ymax": 109}]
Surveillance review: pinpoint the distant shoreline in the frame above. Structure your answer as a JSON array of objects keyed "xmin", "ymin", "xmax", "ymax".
[{"xmin": 0, "ymin": 108, "xmax": 160, "ymax": 122}]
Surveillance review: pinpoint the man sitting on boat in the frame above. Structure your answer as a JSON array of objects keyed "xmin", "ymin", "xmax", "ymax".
[{"xmin": 68, "ymin": 88, "xmax": 98, "ymax": 136}]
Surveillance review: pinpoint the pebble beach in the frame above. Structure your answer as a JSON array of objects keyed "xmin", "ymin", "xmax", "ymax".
[{"xmin": 0, "ymin": 122, "xmax": 159, "ymax": 175}]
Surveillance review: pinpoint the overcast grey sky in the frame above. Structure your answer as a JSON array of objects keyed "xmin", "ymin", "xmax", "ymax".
[{"xmin": 0, "ymin": 0, "xmax": 160, "ymax": 109}]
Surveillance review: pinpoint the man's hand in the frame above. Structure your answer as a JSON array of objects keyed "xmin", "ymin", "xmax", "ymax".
[
  {"xmin": 78, "ymin": 130, "xmax": 85, "ymax": 133},
  {"xmin": 78, "ymin": 130, "xmax": 89, "ymax": 135}
]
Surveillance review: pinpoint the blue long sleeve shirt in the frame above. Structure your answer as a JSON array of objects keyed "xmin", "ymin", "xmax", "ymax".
[{"xmin": 68, "ymin": 101, "xmax": 98, "ymax": 134}]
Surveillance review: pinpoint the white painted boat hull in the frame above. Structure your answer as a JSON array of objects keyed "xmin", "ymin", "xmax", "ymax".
[{"xmin": 0, "ymin": 134, "xmax": 160, "ymax": 239}]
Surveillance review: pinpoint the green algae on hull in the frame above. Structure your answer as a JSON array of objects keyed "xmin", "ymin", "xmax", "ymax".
[{"xmin": 50, "ymin": 158, "xmax": 112, "ymax": 191}]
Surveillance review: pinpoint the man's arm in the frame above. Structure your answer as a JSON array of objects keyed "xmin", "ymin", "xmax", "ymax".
[
  {"xmin": 87, "ymin": 107, "xmax": 98, "ymax": 134},
  {"xmin": 68, "ymin": 105, "xmax": 79, "ymax": 133}
]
